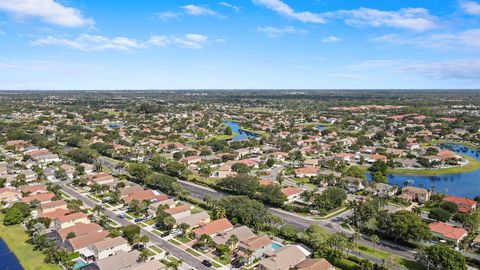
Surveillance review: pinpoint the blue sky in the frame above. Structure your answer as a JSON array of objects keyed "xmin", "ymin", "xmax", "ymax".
[{"xmin": 0, "ymin": 0, "xmax": 479, "ymax": 90}]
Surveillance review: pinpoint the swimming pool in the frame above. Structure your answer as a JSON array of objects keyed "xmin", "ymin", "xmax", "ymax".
[
  {"xmin": 74, "ymin": 259, "xmax": 87, "ymax": 269},
  {"xmin": 272, "ymin": 242, "xmax": 282, "ymax": 250}
]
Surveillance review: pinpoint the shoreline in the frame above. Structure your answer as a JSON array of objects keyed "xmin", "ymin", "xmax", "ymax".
[
  {"xmin": 0, "ymin": 214, "xmax": 60, "ymax": 270},
  {"xmin": 385, "ymin": 155, "xmax": 480, "ymax": 176}
]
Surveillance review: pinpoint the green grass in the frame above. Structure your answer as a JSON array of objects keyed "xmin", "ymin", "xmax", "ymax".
[
  {"xmin": 211, "ymin": 261, "xmax": 222, "ymax": 268},
  {"xmin": 149, "ymin": 245, "xmax": 163, "ymax": 254},
  {"xmin": 387, "ymin": 155, "xmax": 480, "ymax": 176},
  {"xmin": 87, "ymin": 194, "xmax": 101, "ymax": 202},
  {"xmin": 167, "ymin": 256, "xmax": 180, "ymax": 264},
  {"xmin": 186, "ymin": 248, "xmax": 201, "ymax": 256},
  {"xmin": 398, "ymin": 259, "xmax": 427, "ymax": 270},
  {"xmin": 175, "ymin": 236, "xmax": 191, "ymax": 244},
  {"xmin": 151, "ymin": 230, "xmax": 163, "ymax": 237},
  {"xmin": 215, "ymin": 256, "xmax": 230, "ymax": 265},
  {"xmin": 332, "ymin": 258, "xmax": 360, "ymax": 270},
  {"xmin": 168, "ymin": 239, "xmax": 182, "ymax": 246},
  {"xmin": 356, "ymin": 245, "xmax": 391, "ymax": 260},
  {"xmin": 0, "ymin": 214, "xmax": 61, "ymax": 270}
]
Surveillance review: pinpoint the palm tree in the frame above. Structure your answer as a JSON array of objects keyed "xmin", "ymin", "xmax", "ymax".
[
  {"xmin": 226, "ymin": 234, "xmax": 239, "ymax": 250},
  {"xmin": 132, "ymin": 234, "xmax": 141, "ymax": 249},
  {"xmin": 370, "ymin": 235, "xmax": 380, "ymax": 259},
  {"xmin": 166, "ymin": 259, "xmax": 182, "ymax": 270},
  {"xmin": 350, "ymin": 232, "xmax": 360, "ymax": 255},
  {"xmin": 213, "ymin": 206, "xmax": 226, "ymax": 219},
  {"xmin": 139, "ymin": 235, "xmax": 149, "ymax": 249},
  {"xmin": 276, "ymin": 172, "xmax": 284, "ymax": 186},
  {"xmin": 93, "ymin": 204, "xmax": 103, "ymax": 215},
  {"xmin": 138, "ymin": 248, "xmax": 149, "ymax": 262},
  {"xmin": 98, "ymin": 215, "xmax": 110, "ymax": 228}
]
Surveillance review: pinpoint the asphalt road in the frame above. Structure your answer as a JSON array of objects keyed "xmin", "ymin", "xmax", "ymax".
[
  {"xmin": 177, "ymin": 180, "xmax": 418, "ymax": 262},
  {"xmin": 58, "ymin": 181, "xmax": 211, "ymax": 270}
]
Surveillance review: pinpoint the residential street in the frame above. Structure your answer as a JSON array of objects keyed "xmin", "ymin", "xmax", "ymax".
[
  {"xmin": 177, "ymin": 180, "xmax": 419, "ymax": 263},
  {"xmin": 58, "ymin": 181, "xmax": 211, "ymax": 270}
]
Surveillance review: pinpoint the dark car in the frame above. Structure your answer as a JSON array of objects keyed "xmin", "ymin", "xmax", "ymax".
[
  {"xmin": 202, "ymin": 260, "xmax": 212, "ymax": 267},
  {"xmin": 117, "ymin": 213, "xmax": 125, "ymax": 219},
  {"xmin": 134, "ymin": 218, "xmax": 144, "ymax": 223}
]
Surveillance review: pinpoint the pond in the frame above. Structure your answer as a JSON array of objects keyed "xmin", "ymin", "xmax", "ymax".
[
  {"xmin": 0, "ymin": 238, "xmax": 23, "ymax": 270},
  {"xmin": 224, "ymin": 121, "xmax": 260, "ymax": 141},
  {"xmin": 367, "ymin": 144, "xmax": 480, "ymax": 198}
]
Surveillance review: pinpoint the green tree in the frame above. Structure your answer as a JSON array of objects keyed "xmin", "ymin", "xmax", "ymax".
[{"xmin": 418, "ymin": 244, "xmax": 466, "ymax": 270}]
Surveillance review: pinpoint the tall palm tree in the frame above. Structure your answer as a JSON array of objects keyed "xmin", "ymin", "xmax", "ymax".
[
  {"xmin": 139, "ymin": 235, "xmax": 149, "ymax": 249},
  {"xmin": 138, "ymin": 248, "xmax": 149, "ymax": 262},
  {"xmin": 214, "ymin": 206, "xmax": 226, "ymax": 219},
  {"xmin": 93, "ymin": 204, "xmax": 103, "ymax": 215},
  {"xmin": 166, "ymin": 259, "xmax": 182, "ymax": 270},
  {"xmin": 370, "ymin": 235, "xmax": 380, "ymax": 259},
  {"xmin": 226, "ymin": 234, "xmax": 239, "ymax": 250}
]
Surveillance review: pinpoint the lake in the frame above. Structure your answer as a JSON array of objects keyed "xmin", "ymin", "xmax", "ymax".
[
  {"xmin": 367, "ymin": 144, "xmax": 480, "ymax": 198},
  {"xmin": 0, "ymin": 238, "xmax": 23, "ymax": 270},
  {"xmin": 224, "ymin": 121, "xmax": 260, "ymax": 141}
]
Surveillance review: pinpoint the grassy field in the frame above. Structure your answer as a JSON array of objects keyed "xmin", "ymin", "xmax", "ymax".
[
  {"xmin": 0, "ymin": 214, "xmax": 61, "ymax": 270},
  {"xmin": 387, "ymin": 155, "xmax": 480, "ymax": 176}
]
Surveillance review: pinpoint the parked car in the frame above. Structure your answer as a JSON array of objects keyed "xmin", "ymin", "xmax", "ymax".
[
  {"xmin": 202, "ymin": 260, "xmax": 212, "ymax": 267},
  {"xmin": 117, "ymin": 213, "xmax": 125, "ymax": 219},
  {"xmin": 134, "ymin": 218, "xmax": 144, "ymax": 223}
]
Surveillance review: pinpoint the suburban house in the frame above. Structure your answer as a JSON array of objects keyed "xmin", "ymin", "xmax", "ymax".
[
  {"xmin": 281, "ymin": 187, "xmax": 304, "ymax": 203},
  {"xmin": 443, "ymin": 196, "xmax": 477, "ymax": 213},
  {"xmin": 295, "ymin": 259, "xmax": 335, "ymax": 270},
  {"xmin": 365, "ymin": 183, "xmax": 398, "ymax": 197},
  {"xmin": 54, "ymin": 212, "xmax": 90, "ymax": 230},
  {"xmin": 192, "ymin": 218, "xmax": 233, "ymax": 238},
  {"xmin": 55, "ymin": 223, "xmax": 104, "ymax": 243},
  {"xmin": 94, "ymin": 250, "xmax": 140, "ymax": 270},
  {"xmin": 237, "ymin": 235, "xmax": 273, "ymax": 264},
  {"xmin": 21, "ymin": 192, "xmax": 55, "ymax": 204},
  {"xmin": 65, "ymin": 231, "xmax": 109, "ymax": 252},
  {"xmin": 163, "ymin": 204, "xmax": 191, "ymax": 219},
  {"xmin": 80, "ymin": 236, "xmax": 130, "ymax": 263},
  {"xmin": 429, "ymin": 222, "xmax": 468, "ymax": 245},
  {"xmin": 19, "ymin": 185, "xmax": 48, "ymax": 196},
  {"xmin": 0, "ymin": 188, "xmax": 21, "ymax": 203},
  {"xmin": 38, "ymin": 199, "xmax": 68, "ymax": 214},
  {"xmin": 174, "ymin": 211, "xmax": 210, "ymax": 228},
  {"xmin": 213, "ymin": 226, "xmax": 255, "ymax": 245},
  {"xmin": 257, "ymin": 245, "xmax": 308, "ymax": 270},
  {"xmin": 294, "ymin": 167, "xmax": 318, "ymax": 178},
  {"xmin": 399, "ymin": 186, "xmax": 430, "ymax": 203}
]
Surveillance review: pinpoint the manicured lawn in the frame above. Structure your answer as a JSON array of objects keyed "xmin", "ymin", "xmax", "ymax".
[
  {"xmin": 0, "ymin": 214, "xmax": 61, "ymax": 270},
  {"xmin": 149, "ymin": 245, "xmax": 163, "ymax": 254},
  {"xmin": 186, "ymin": 248, "xmax": 201, "ymax": 256},
  {"xmin": 168, "ymin": 239, "xmax": 182, "ymax": 246},
  {"xmin": 387, "ymin": 155, "xmax": 480, "ymax": 175},
  {"xmin": 215, "ymin": 256, "xmax": 230, "ymax": 265},
  {"xmin": 211, "ymin": 261, "xmax": 222, "ymax": 268},
  {"xmin": 175, "ymin": 236, "xmax": 191, "ymax": 244},
  {"xmin": 87, "ymin": 194, "xmax": 101, "ymax": 202},
  {"xmin": 356, "ymin": 245, "xmax": 391, "ymax": 260},
  {"xmin": 167, "ymin": 256, "xmax": 180, "ymax": 264},
  {"xmin": 151, "ymin": 230, "xmax": 164, "ymax": 237}
]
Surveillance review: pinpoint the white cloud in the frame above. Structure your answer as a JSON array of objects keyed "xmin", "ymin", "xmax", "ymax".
[
  {"xmin": 257, "ymin": 26, "xmax": 306, "ymax": 37},
  {"xmin": 157, "ymin": 11, "xmax": 180, "ymax": 21},
  {"xmin": 374, "ymin": 28, "xmax": 480, "ymax": 51},
  {"xmin": 252, "ymin": 0, "xmax": 325, "ymax": 23},
  {"xmin": 460, "ymin": 1, "xmax": 480, "ymax": 15},
  {"xmin": 32, "ymin": 35, "xmax": 144, "ymax": 51},
  {"xmin": 343, "ymin": 59, "xmax": 480, "ymax": 80},
  {"xmin": 0, "ymin": 0, "xmax": 92, "ymax": 27},
  {"xmin": 322, "ymin": 36, "xmax": 341, "ymax": 43},
  {"xmin": 252, "ymin": 1, "xmax": 435, "ymax": 31},
  {"xmin": 326, "ymin": 7, "xmax": 435, "ymax": 31},
  {"xmin": 218, "ymin": 2, "xmax": 240, "ymax": 12},
  {"xmin": 149, "ymin": 34, "xmax": 210, "ymax": 49},
  {"xmin": 32, "ymin": 33, "xmax": 213, "ymax": 51},
  {"xmin": 181, "ymin": 4, "xmax": 216, "ymax": 16}
]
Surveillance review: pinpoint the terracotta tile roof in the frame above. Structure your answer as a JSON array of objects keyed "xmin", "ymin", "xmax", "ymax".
[
  {"xmin": 56, "ymin": 212, "xmax": 88, "ymax": 223},
  {"xmin": 67, "ymin": 231, "xmax": 109, "ymax": 251},
  {"xmin": 281, "ymin": 187, "xmax": 304, "ymax": 197},
  {"xmin": 193, "ymin": 218, "xmax": 233, "ymax": 236},
  {"xmin": 58, "ymin": 223, "xmax": 103, "ymax": 241},
  {"xmin": 0, "ymin": 188, "xmax": 20, "ymax": 195},
  {"xmin": 240, "ymin": 235, "xmax": 272, "ymax": 250},
  {"xmin": 296, "ymin": 259, "xmax": 335, "ymax": 270},
  {"xmin": 164, "ymin": 204, "xmax": 190, "ymax": 215},
  {"xmin": 19, "ymin": 185, "xmax": 47, "ymax": 194},
  {"xmin": 40, "ymin": 199, "xmax": 66, "ymax": 210},
  {"xmin": 39, "ymin": 208, "xmax": 71, "ymax": 220},
  {"xmin": 429, "ymin": 222, "xmax": 468, "ymax": 241},
  {"xmin": 21, "ymin": 192, "xmax": 54, "ymax": 203},
  {"xmin": 443, "ymin": 196, "xmax": 476, "ymax": 209},
  {"xmin": 93, "ymin": 236, "xmax": 128, "ymax": 251}
]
